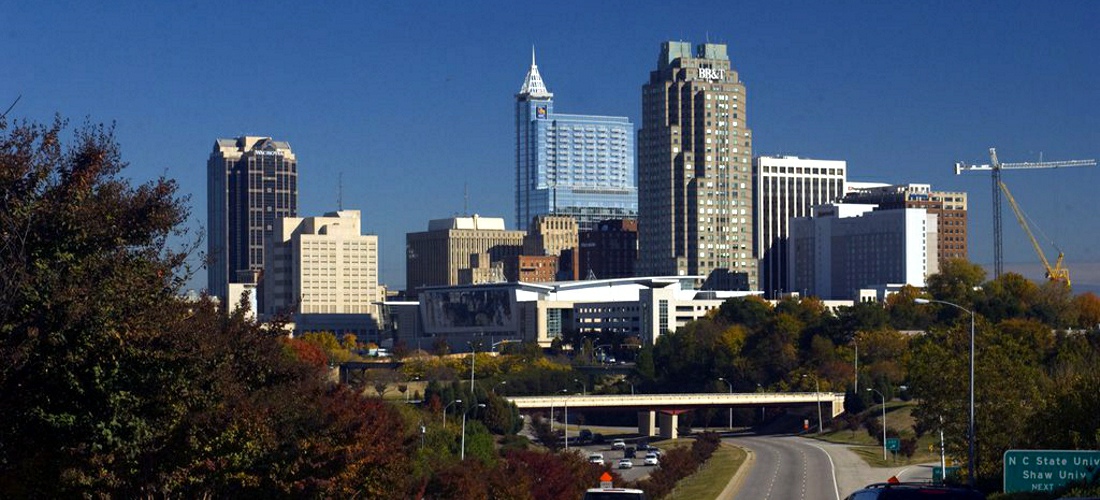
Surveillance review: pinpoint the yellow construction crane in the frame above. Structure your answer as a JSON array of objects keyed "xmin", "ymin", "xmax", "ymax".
[
  {"xmin": 955, "ymin": 148, "xmax": 1096, "ymax": 278},
  {"xmin": 998, "ymin": 180, "xmax": 1070, "ymax": 287}
]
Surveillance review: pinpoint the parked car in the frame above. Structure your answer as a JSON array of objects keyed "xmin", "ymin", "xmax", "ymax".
[
  {"xmin": 611, "ymin": 439, "xmax": 626, "ymax": 450},
  {"xmin": 643, "ymin": 453, "xmax": 659, "ymax": 466},
  {"xmin": 587, "ymin": 453, "xmax": 605, "ymax": 466},
  {"xmin": 844, "ymin": 480, "xmax": 985, "ymax": 499},
  {"xmin": 617, "ymin": 458, "xmax": 634, "ymax": 469}
]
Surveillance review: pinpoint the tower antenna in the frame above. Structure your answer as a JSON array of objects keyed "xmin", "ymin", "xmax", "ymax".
[
  {"xmin": 464, "ymin": 182, "xmax": 469, "ymax": 216},
  {"xmin": 337, "ymin": 172, "xmax": 344, "ymax": 211}
]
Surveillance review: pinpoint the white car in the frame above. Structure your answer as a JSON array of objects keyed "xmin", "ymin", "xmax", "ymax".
[
  {"xmin": 588, "ymin": 453, "xmax": 605, "ymax": 466},
  {"xmin": 617, "ymin": 458, "xmax": 634, "ymax": 469},
  {"xmin": 611, "ymin": 439, "xmax": 626, "ymax": 450},
  {"xmin": 643, "ymin": 452, "xmax": 659, "ymax": 466}
]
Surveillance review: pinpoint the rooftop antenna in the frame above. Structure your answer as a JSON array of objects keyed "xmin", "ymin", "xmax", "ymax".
[
  {"xmin": 1, "ymin": 94, "xmax": 21, "ymax": 119},
  {"xmin": 464, "ymin": 182, "xmax": 469, "ymax": 216},
  {"xmin": 337, "ymin": 172, "xmax": 344, "ymax": 211}
]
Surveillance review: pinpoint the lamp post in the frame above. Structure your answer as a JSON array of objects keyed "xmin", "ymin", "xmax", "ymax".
[
  {"xmin": 560, "ymin": 389, "xmax": 570, "ymax": 451},
  {"xmin": 443, "ymin": 399, "xmax": 463, "ymax": 429},
  {"xmin": 915, "ymin": 297, "xmax": 976, "ymax": 487},
  {"xmin": 803, "ymin": 374, "xmax": 823, "ymax": 435},
  {"xmin": 628, "ymin": 381, "xmax": 635, "ymax": 396},
  {"xmin": 460, "ymin": 403, "xmax": 487, "ymax": 460},
  {"xmin": 574, "ymin": 378, "xmax": 586, "ymax": 396},
  {"xmin": 467, "ymin": 341, "xmax": 478, "ymax": 392},
  {"xmin": 867, "ymin": 388, "xmax": 886, "ymax": 460},
  {"xmin": 718, "ymin": 377, "xmax": 733, "ymax": 430}
]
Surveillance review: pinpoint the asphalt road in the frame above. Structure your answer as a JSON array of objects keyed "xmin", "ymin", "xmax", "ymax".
[{"xmin": 726, "ymin": 434, "xmax": 841, "ymax": 500}]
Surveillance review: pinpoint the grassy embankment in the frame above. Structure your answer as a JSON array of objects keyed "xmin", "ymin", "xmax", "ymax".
[{"xmin": 815, "ymin": 401, "xmax": 948, "ymax": 468}]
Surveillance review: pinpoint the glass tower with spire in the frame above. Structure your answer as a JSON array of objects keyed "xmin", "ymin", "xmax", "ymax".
[{"xmin": 515, "ymin": 49, "xmax": 636, "ymax": 232}]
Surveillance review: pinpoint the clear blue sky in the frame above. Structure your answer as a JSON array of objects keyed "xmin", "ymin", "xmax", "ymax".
[{"xmin": 4, "ymin": 1, "xmax": 1098, "ymax": 291}]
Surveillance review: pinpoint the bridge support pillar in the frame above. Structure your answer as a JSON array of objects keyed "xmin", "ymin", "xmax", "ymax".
[
  {"xmin": 658, "ymin": 412, "xmax": 678, "ymax": 440},
  {"xmin": 637, "ymin": 411, "xmax": 656, "ymax": 437}
]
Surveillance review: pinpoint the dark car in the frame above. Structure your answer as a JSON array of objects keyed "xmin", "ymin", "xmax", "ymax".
[
  {"xmin": 844, "ymin": 481, "xmax": 985, "ymax": 500},
  {"xmin": 623, "ymin": 446, "xmax": 636, "ymax": 459}
]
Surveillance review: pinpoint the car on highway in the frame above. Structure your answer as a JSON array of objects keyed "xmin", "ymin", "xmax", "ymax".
[
  {"xmin": 844, "ymin": 480, "xmax": 985, "ymax": 499},
  {"xmin": 611, "ymin": 439, "xmax": 626, "ymax": 450},
  {"xmin": 643, "ymin": 452, "xmax": 659, "ymax": 466},
  {"xmin": 617, "ymin": 458, "xmax": 633, "ymax": 469},
  {"xmin": 587, "ymin": 453, "xmax": 605, "ymax": 466}
]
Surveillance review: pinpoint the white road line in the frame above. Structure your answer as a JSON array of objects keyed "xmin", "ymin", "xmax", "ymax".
[{"xmin": 808, "ymin": 441, "xmax": 841, "ymax": 500}]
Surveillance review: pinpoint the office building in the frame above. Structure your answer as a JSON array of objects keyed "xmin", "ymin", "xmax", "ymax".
[
  {"xmin": 638, "ymin": 41, "xmax": 756, "ymax": 288},
  {"xmin": 579, "ymin": 219, "xmax": 638, "ymax": 280},
  {"xmin": 788, "ymin": 203, "xmax": 938, "ymax": 300},
  {"xmin": 842, "ymin": 183, "xmax": 968, "ymax": 263},
  {"xmin": 515, "ymin": 50, "xmax": 637, "ymax": 231},
  {"xmin": 207, "ymin": 136, "xmax": 297, "ymax": 304},
  {"xmin": 405, "ymin": 215, "xmax": 525, "ymax": 297},
  {"xmin": 753, "ymin": 156, "xmax": 847, "ymax": 298},
  {"xmin": 262, "ymin": 209, "xmax": 380, "ymax": 317}
]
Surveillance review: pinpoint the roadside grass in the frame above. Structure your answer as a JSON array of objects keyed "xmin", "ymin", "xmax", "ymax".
[
  {"xmin": 815, "ymin": 401, "xmax": 946, "ymax": 467},
  {"xmin": 664, "ymin": 444, "xmax": 747, "ymax": 500}
]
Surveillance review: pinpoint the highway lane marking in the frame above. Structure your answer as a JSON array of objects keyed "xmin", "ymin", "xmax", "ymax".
[{"xmin": 807, "ymin": 441, "xmax": 841, "ymax": 500}]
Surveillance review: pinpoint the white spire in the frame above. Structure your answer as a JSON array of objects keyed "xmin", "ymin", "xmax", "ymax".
[{"xmin": 518, "ymin": 46, "xmax": 552, "ymax": 98}]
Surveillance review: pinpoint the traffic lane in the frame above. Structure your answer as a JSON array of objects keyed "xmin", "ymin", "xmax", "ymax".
[
  {"xmin": 727, "ymin": 435, "xmax": 839, "ymax": 500},
  {"xmin": 568, "ymin": 443, "xmax": 654, "ymax": 483}
]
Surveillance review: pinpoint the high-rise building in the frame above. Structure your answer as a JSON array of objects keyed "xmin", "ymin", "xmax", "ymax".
[
  {"xmin": 405, "ymin": 215, "xmax": 525, "ymax": 297},
  {"xmin": 842, "ymin": 183, "xmax": 968, "ymax": 264},
  {"xmin": 515, "ymin": 50, "xmax": 637, "ymax": 231},
  {"xmin": 261, "ymin": 209, "xmax": 380, "ymax": 317},
  {"xmin": 788, "ymin": 203, "xmax": 938, "ymax": 300},
  {"xmin": 638, "ymin": 41, "xmax": 756, "ymax": 288},
  {"xmin": 753, "ymin": 156, "xmax": 847, "ymax": 298},
  {"xmin": 578, "ymin": 219, "xmax": 638, "ymax": 280},
  {"xmin": 207, "ymin": 136, "xmax": 297, "ymax": 304}
]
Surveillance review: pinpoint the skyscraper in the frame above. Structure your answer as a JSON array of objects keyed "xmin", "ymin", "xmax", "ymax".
[
  {"xmin": 753, "ymin": 156, "xmax": 847, "ymax": 298},
  {"xmin": 207, "ymin": 136, "xmax": 297, "ymax": 304},
  {"xmin": 515, "ymin": 49, "xmax": 636, "ymax": 232},
  {"xmin": 638, "ymin": 41, "xmax": 756, "ymax": 288}
]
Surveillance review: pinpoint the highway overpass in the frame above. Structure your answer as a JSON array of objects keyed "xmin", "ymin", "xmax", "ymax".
[{"xmin": 507, "ymin": 392, "xmax": 845, "ymax": 439}]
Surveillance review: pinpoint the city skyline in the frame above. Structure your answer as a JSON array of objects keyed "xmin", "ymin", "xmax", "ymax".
[{"xmin": 4, "ymin": 2, "xmax": 1098, "ymax": 291}]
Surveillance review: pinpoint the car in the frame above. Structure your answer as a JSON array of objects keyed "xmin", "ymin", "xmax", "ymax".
[
  {"xmin": 623, "ymin": 446, "xmax": 637, "ymax": 459},
  {"xmin": 617, "ymin": 458, "xmax": 634, "ymax": 469},
  {"xmin": 588, "ymin": 453, "xmax": 605, "ymax": 466},
  {"xmin": 643, "ymin": 453, "xmax": 659, "ymax": 466},
  {"xmin": 611, "ymin": 439, "xmax": 626, "ymax": 450},
  {"xmin": 582, "ymin": 487, "xmax": 646, "ymax": 500},
  {"xmin": 843, "ymin": 480, "xmax": 985, "ymax": 499}
]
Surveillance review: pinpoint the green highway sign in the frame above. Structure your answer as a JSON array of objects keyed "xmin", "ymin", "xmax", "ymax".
[
  {"xmin": 1004, "ymin": 449, "xmax": 1100, "ymax": 493},
  {"xmin": 885, "ymin": 438, "xmax": 900, "ymax": 451},
  {"xmin": 932, "ymin": 466, "xmax": 961, "ymax": 484}
]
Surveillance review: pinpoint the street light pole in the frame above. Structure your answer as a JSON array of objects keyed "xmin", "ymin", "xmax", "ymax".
[
  {"xmin": 560, "ymin": 389, "xmax": 570, "ymax": 451},
  {"xmin": 804, "ymin": 374, "xmax": 823, "ymax": 434},
  {"xmin": 574, "ymin": 378, "xmax": 586, "ymax": 396},
  {"xmin": 460, "ymin": 403, "xmax": 486, "ymax": 460},
  {"xmin": 915, "ymin": 298, "xmax": 976, "ymax": 487},
  {"xmin": 718, "ymin": 377, "xmax": 733, "ymax": 430},
  {"xmin": 443, "ymin": 399, "xmax": 463, "ymax": 430},
  {"xmin": 868, "ymin": 388, "xmax": 886, "ymax": 460}
]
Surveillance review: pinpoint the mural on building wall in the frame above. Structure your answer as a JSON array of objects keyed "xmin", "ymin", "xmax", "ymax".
[{"xmin": 420, "ymin": 288, "xmax": 516, "ymax": 333}]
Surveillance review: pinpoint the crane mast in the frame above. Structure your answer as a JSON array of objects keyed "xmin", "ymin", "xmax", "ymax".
[{"xmin": 954, "ymin": 148, "xmax": 1096, "ymax": 278}]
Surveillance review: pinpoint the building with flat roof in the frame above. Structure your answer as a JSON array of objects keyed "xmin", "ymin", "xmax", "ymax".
[
  {"xmin": 638, "ymin": 41, "xmax": 756, "ymax": 288},
  {"xmin": 753, "ymin": 156, "xmax": 847, "ymax": 299},
  {"xmin": 788, "ymin": 203, "xmax": 938, "ymax": 300},
  {"xmin": 578, "ymin": 218, "xmax": 638, "ymax": 280},
  {"xmin": 515, "ymin": 50, "xmax": 637, "ymax": 231},
  {"xmin": 405, "ymin": 215, "xmax": 525, "ymax": 297},
  {"xmin": 207, "ymin": 136, "xmax": 297, "ymax": 303},
  {"xmin": 842, "ymin": 183, "xmax": 968, "ymax": 263},
  {"xmin": 261, "ymin": 209, "xmax": 381, "ymax": 340}
]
